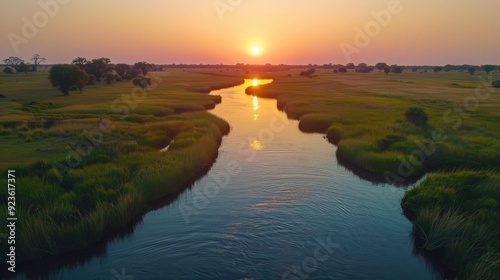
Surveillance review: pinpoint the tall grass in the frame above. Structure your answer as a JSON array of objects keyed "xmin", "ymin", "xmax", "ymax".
[
  {"xmin": 402, "ymin": 171, "xmax": 500, "ymax": 279},
  {"xmin": 0, "ymin": 112, "xmax": 229, "ymax": 262}
]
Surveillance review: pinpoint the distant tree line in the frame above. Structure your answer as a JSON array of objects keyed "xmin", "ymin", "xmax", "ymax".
[
  {"xmin": 326, "ymin": 62, "xmax": 499, "ymax": 75},
  {"xmin": 2, "ymin": 54, "xmax": 47, "ymax": 75}
]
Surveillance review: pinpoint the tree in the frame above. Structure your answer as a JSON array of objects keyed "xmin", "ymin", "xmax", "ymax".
[
  {"xmin": 18, "ymin": 62, "xmax": 30, "ymax": 74},
  {"xmin": 3, "ymin": 57, "xmax": 24, "ymax": 72},
  {"xmin": 481, "ymin": 65, "xmax": 496, "ymax": 74},
  {"xmin": 405, "ymin": 107, "xmax": 428, "ymax": 127},
  {"xmin": 468, "ymin": 68, "xmax": 476, "ymax": 75},
  {"xmin": 300, "ymin": 68, "xmax": 316, "ymax": 77},
  {"xmin": 49, "ymin": 64, "xmax": 88, "ymax": 95},
  {"xmin": 358, "ymin": 63, "xmax": 367, "ymax": 69},
  {"xmin": 30, "ymin": 54, "xmax": 46, "ymax": 71},
  {"xmin": 133, "ymin": 61, "xmax": 153, "ymax": 75},
  {"xmin": 391, "ymin": 66, "xmax": 403, "ymax": 74},
  {"xmin": 411, "ymin": 67, "xmax": 419, "ymax": 72},
  {"xmin": 375, "ymin": 62, "xmax": 387, "ymax": 72},
  {"xmin": 384, "ymin": 66, "xmax": 391, "ymax": 75},
  {"xmin": 127, "ymin": 69, "xmax": 141, "ymax": 78},
  {"xmin": 346, "ymin": 63, "xmax": 355, "ymax": 69},
  {"xmin": 104, "ymin": 73, "xmax": 116, "ymax": 84},
  {"xmin": 72, "ymin": 57, "xmax": 88, "ymax": 69},
  {"xmin": 492, "ymin": 80, "xmax": 500, "ymax": 88},
  {"xmin": 132, "ymin": 77, "xmax": 151, "ymax": 90},
  {"xmin": 115, "ymin": 63, "xmax": 131, "ymax": 77},
  {"xmin": 338, "ymin": 67, "xmax": 347, "ymax": 74},
  {"xmin": 433, "ymin": 66, "xmax": 443, "ymax": 72},
  {"xmin": 86, "ymin": 57, "xmax": 111, "ymax": 82}
]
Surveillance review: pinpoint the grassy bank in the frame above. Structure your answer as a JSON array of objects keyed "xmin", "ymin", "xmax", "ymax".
[
  {"xmin": 0, "ymin": 70, "xmax": 240, "ymax": 262},
  {"xmin": 245, "ymin": 69, "xmax": 500, "ymax": 278},
  {"xmin": 246, "ymin": 70, "xmax": 500, "ymax": 177},
  {"xmin": 402, "ymin": 171, "xmax": 500, "ymax": 279}
]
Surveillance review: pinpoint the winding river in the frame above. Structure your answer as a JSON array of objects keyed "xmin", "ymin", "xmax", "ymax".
[{"xmin": 16, "ymin": 79, "xmax": 438, "ymax": 279}]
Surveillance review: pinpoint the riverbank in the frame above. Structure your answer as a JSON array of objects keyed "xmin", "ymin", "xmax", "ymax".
[
  {"xmin": 245, "ymin": 69, "xmax": 500, "ymax": 279},
  {"xmin": 0, "ymin": 70, "xmax": 242, "ymax": 262}
]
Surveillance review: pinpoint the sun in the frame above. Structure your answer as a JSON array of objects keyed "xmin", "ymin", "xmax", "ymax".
[{"xmin": 251, "ymin": 47, "xmax": 261, "ymax": 56}]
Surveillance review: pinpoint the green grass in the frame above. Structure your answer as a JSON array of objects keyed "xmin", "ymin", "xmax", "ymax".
[
  {"xmin": 247, "ymin": 70, "xmax": 500, "ymax": 177},
  {"xmin": 402, "ymin": 171, "xmax": 500, "ymax": 279},
  {"xmin": 0, "ymin": 69, "xmax": 238, "ymax": 262}
]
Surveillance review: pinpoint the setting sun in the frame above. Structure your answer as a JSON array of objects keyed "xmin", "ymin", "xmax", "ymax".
[{"xmin": 251, "ymin": 47, "xmax": 261, "ymax": 56}]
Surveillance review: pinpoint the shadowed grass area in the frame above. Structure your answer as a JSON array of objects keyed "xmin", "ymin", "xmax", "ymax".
[{"xmin": 0, "ymin": 69, "xmax": 238, "ymax": 262}]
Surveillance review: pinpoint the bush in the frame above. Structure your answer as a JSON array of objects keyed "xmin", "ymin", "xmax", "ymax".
[
  {"xmin": 300, "ymin": 68, "xmax": 316, "ymax": 77},
  {"xmin": 492, "ymin": 80, "xmax": 500, "ymax": 88},
  {"xmin": 405, "ymin": 107, "xmax": 428, "ymax": 127},
  {"xmin": 3, "ymin": 67, "xmax": 16, "ymax": 74}
]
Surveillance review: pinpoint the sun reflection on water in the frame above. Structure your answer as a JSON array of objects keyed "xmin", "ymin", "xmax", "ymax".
[
  {"xmin": 253, "ymin": 96, "xmax": 259, "ymax": 111},
  {"xmin": 249, "ymin": 139, "xmax": 263, "ymax": 150}
]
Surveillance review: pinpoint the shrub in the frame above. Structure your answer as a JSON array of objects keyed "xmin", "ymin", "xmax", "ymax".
[
  {"xmin": 405, "ymin": 107, "xmax": 428, "ymax": 127},
  {"xmin": 300, "ymin": 68, "xmax": 316, "ymax": 77},
  {"xmin": 3, "ymin": 67, "xmax": 16, "ymax": 74},
  {"xmin": 492, "ymin": 80, "xmax": 500, "ymax": 88}
]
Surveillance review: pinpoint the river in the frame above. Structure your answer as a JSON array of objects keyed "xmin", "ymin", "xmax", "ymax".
[{"xmin": 15, "ymin": 79, "xmax": 438, "ymax": 279}]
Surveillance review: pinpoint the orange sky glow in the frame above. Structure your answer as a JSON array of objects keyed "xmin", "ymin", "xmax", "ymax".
[{"xmin": 1, "ymin": 0, "xmax": 499, "ymax": 65}]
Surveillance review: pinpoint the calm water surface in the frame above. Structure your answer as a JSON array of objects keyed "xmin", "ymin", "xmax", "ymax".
[{"xmin": 15, "ymin": 79, "xmax": 438, "ymax": 279}]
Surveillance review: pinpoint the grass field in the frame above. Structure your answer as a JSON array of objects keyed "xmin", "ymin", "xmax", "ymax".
[
  {"xmin": 1, "ymin": 68, "xmax": 498, "ymax": 278},
  {"xmin": 0, "ymin": 69, "xmax": 240, "ymax": 261}
]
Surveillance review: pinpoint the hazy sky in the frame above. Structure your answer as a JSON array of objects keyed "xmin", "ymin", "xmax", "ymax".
[{"xmin": 1, "ymin": 0, "xmax": 499, "ymax": 65}]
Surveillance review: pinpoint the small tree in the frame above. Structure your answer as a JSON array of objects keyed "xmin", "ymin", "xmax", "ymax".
[
  {"xmin": 49, "ymin": 64, "xmax": 88, "ymax": 95},
  {"xmin": 391, "ymin": 66, "xmax": 403, "ymax": 74},
  {"xmin": 72, "ymin": 57, "xmax": 88, "ymax": 69},
  {"xmin": 338, "ymin": 67, "xmax": 347, "ymax": 74},
  {"xmin": 132, "ymin": 77, "xmax": 151, "ymax": 90},
  {"xmin": 384, "ymin": 66, "xmax": 391, "ymax": 75},
  {"xmin": 375, "ymin": 62, "xmax": 387, "ymax": 72},
  {"xmin": 115, "ymin": 63, "xmax": 131, "ymax": 77},
  {"xmin": 481, "ymin": 65, "xmax": 496, "ymax": 74},
  {"xmin": 133, "ymin": 61, "xmax": 153, "ymax": 76},
  {"xmin": 467, "ymin": 68, "xmax": 476, "ymax": 75},
  {"xmin": 300, "ymin": 68, "xmax": 316, "ymax": 77},
  {"xmin": 405, "ymin": 107, "xmax": 428, "ymax": 127},
  {"xmin": 433, "ymin": 66, "xmax": 443, "ymax": 72},
  {"xmin": 30, "ymin": 54, "xmax": 46, "ymax": 71}
]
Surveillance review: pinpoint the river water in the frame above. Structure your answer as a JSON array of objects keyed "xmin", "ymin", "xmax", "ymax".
[{"xmin": 15, "ymin": 79, "xmax": 438, "ymax": 279}]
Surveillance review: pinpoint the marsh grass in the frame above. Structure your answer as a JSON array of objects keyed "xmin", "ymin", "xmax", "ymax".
[
  {"xmin": 402, "ymin": 171, "xmax": 500, "ymax": 279},
  {"xmin": 0, "ymin": 70, "xmax": 237, "ymax": 262}
]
